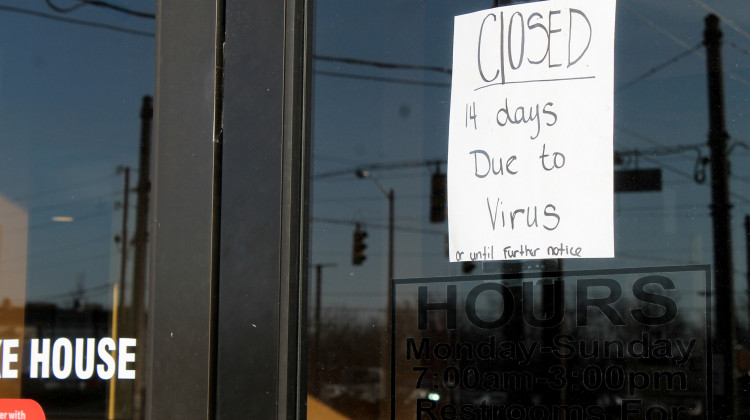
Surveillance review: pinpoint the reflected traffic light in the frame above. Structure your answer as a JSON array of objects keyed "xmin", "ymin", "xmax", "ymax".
[{"xmin": 352, "ymin": 223, "xmax": 368, "ymax": 266}]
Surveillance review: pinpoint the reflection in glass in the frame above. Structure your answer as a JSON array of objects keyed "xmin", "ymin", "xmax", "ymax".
[
  {"xmin": 306, "ymin": 0, "xmax": 750, "ymax": 418},
  {"xmin": 0, "ymin": 1, "xmax": 154, "ymax": 418}
]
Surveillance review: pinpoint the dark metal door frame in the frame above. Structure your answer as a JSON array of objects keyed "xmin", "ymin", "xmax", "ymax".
[
  {"xmin": 215, "ymin": 0, "xmax": 309, "ymax": 417},
  {"xmin": 148, "ymin": 0, "xmax": 309, "ymax": 418}
]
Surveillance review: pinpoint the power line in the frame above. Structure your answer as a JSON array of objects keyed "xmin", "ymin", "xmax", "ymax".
[
  {"xmin": 728, "ymin": 40, "xmax": 750, "ymax": 58},
  {"xmin": 314, "ymin": 158, "xmax": 444, "ymax": 180},
  {"xmin": 0, "ymin": 4, "xmax": 154, "ymax": 38},
  {"xmin": 0, "ymin": 191, "xmax": 121, "ymax": 219},
  {"xmin": 615, "ymin": 142, "xmax": 706, "ymax": 158},
  {"xmin": 31, "ymin": 252, "xmax": 111, "ymax": 272},
  {"xmin": 731, "ymin": 137, "xmax": 750, "ymax": 152},
  {"xmin": 315, "ymin": 54, "xmax": 451, "ymax": 75},
  {"xmin": 1, "ymin": 250, "xmax": 112, "ymax": 278},
  {"xmin": 623, "ymin": 3, "xmax": 750, "ymax": 89},
  {"xmin": 313, "ymin": 217, "xmax": 444, "ymax": 236},
  {"xmin": 616, "ymin": 251, "xmax": 699, "ymax": 266},
  {"xmin": 83, "ymin": 0, "xmax": 154, "ymax": 19},
  {"xmin": 615, "ymin": 127, "xmax": 750, "ymax": 189},
  {"xmin": 313, "ymin": 154, "xmax": 365, "ymax": 166},
  {"xmin": 315, "ymin": 193, "xmax": 428, "ymax": 203},
  {"xmin": 617, "ymin": 43, "xmax": 702, "ymax": 92},
  {"xmin": 730, "ymin": 173, "xmax": 750, "ymax": 186},
  {"xmin": 317, "ymin": 10, "xmax": 750, "ymax": 92},
  {"xmin": 316, "ymin": 70, "xmax": 450, "ymax": 89},
  {"xmin": 618, "ymin": 250, "xmax": 746, "ymax": 279},
  {"xmin": 616, "ymin": 125, "xmax": 703, "ymax": 159},
  {"xmin": 1, "ymin": 208, "xmax": 111, "ymax": 235},
  {"xmin": 0, "ymin": 173, "xmax": 117, "ymax": 203},
  {"xmin": 45, "ymin": 0, "xmax": 85, "ymax": 13},
  {"xmin": 616, "ymin": 203, "xmax": 710, "ymax": 214},
  {"xmin": 622, "ymin": 3, "xmax": 701, "ymax": 54},
  {"xmin": 639, "ymin": 153, "xmax": 703, "ymax": 185},
  {"xmin": 690, "ymin": 0, "xmax": 750, "ymax": 42},
  {"xmin": 33, "ymin": 281, "xmax": 113, "ymax": 302},
  {"xmin": 45, "ymin": 0, "xmax": 155, "ymax": 19},
  {"xmin": 24, "ymin": 234, "xmax": 114, "ymax": 261},
  {"xmin": 727, "ymin": 72, "xmax": 750, "ymax": 89}
]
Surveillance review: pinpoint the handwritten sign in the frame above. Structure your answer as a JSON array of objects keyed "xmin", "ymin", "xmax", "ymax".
[{"xmin": 448, "ymin": 0, "xmax": 616, "ymax": 262}]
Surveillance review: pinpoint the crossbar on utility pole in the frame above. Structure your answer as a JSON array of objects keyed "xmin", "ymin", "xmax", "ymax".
[{"xmin": 705, "ymin": 14, "xmax": 737, "ymax": 419}]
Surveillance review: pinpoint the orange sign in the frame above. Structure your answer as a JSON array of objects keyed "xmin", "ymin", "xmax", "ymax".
[{"xmin": 0, "ymin": 399, "xmax": 45, "ymax": 420}]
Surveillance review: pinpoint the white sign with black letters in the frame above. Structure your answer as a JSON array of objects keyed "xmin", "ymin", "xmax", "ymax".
[{"xmin": 448, "ymin": 0, "xmax": 616, "ymax": 262}]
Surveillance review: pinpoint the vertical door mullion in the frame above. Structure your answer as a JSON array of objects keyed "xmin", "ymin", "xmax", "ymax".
[{"xmin": 148, "ymin": 0, "xmax": 223, "ymax": 418}]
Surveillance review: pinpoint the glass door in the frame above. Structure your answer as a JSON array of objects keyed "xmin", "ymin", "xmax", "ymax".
[
  {"xmin": 304, "ymin": 0, "xmax": 750, "ymax": 418},
  {"xmin": 0, "ymin": 2, "xmax": 155, "ymax": 418}
]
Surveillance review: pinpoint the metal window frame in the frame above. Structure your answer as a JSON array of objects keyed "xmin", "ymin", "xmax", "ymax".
[
  {"xmin": 214, "ymin": 0, "xmax": 309, "ymax": 417},
  {"xmin": 148, "ymin": 0, "xmax": 309, "ymax": 418}
]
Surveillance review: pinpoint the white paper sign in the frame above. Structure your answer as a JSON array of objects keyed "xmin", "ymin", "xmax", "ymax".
[{"xmin": 448, "ymin": 0, "xmax": 616, "ymax": 262}]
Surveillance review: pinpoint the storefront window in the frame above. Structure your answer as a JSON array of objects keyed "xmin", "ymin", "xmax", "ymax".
[
  {"xmin": 306, "ymin": 0, "xmax": 750, "ymax": 418},
  {"xmin": 0, "ymin": 2, "xmax": 154, "ymax": 418}
]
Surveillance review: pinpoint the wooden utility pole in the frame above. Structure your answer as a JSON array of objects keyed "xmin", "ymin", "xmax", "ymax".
[
  {"xmin": 117, "ymin": 166, "xmax": 130, "ymax": 310},
  {"xmin": 132, "ymin": 95, "xmax": 153, "ymax": 420},
  {"xmin": 705, "ymin": 14, "xmax": 737, "ymax": 419}
]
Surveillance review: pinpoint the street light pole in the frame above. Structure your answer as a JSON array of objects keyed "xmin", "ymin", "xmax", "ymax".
[
  {"xmin": 356, "ymin": 169, "xmax": 394, "ymax": 417},
  {"xmin": 356, "ymin": 169, "xmax": 394, "ymax": 284}
]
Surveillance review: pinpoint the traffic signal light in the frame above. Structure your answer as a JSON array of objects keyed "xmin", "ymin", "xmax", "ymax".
[
  {"xmin": 352, "ymin": 224, "xmax": 368, "ymax": 265},
  {"xmin": 614, "ymin": 168, "xmax": 662, "ymax": 192}
]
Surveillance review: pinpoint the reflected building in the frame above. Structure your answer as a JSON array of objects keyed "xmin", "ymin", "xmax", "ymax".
[{"xmin": 0, "ymin": 194, "xmax": 28, "ymax": 400}]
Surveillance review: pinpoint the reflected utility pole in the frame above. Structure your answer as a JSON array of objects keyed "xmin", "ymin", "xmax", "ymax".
[
  {"xmin": 705, "ymin": 14, "xmax": 737, "ymax": 420},
  {"xmin": 116, "ymin": 166, "xmax": 131, "ymax": 310},
  {"xmin": 132, "ymin": 95, "xmax": 153, "ymax": 420},
  {"xmin": 312, "ymin": 262, "xmax": 336, "ymax": 396},
  {"xmin": 113, "ymin": 166, "xmax": 130, "ymax": 417}
]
